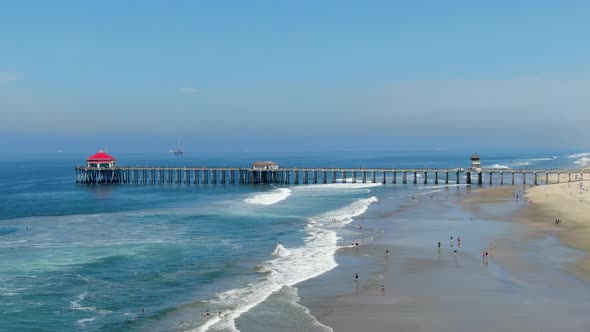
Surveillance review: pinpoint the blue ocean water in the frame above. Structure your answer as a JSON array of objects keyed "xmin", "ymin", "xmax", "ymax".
[{"xmin": 0, "ymin": 150, "xmax": 585, "ymax": 331}]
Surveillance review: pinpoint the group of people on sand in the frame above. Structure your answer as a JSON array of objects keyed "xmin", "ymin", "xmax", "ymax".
[{"xmin": 438, "ymin": 235, "xmax": 461, "ymax": 254}]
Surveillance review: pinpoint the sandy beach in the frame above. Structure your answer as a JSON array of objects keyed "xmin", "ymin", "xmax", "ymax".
[
  {"xmin": 526, "ymin": 180, "xmax": 590, "ymax": 279},
  {"xmin": 300, "ymin": 185, "xmax": 590, "ymax": 332}
]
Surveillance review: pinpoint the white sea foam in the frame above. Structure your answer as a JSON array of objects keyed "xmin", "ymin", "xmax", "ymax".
[
  {"xmin": 193, "ymin": 197, "xmax": 378, "ymax": 332},
  {"xmin": 569, "ymin": 152, "xmax": 590, "ymax": 158},
  {"xmin": 271, "ymin": 244, "xmax": 291, "ymax": 257},
  {"xmin": 77, "ymin": 317, "xmax": 96, "ymax": 325},
  {"xmin": 574, "ymin": 157, "xmax": 590, "ymax": 167},
  {"xmin": 295, "ymin": 183, "xmax": 381, "ymax": 190},
  {"xmin": 70, "ymin": 290, "xmax": 111, "ymax": 314},
  {"xmin": 512, "ymin": 161, "xmax": 532, "ymax": 167},
  {"xmin": 488, "ymin": 164, "xmax": 511, "ymax": 169},
  {"xmin": 527, "ymin": 157, "xmax": 557, "ymax": 161},
  {"xmin": 244, "ymin": 188, "xmax": 291, "ymax": 205}
]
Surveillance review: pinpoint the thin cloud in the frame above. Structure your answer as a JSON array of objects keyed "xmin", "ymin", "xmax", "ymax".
[
  {"xmin": 178, "ymin": 87, "xmax": 197, "ymax": 94},
  {"xmin": 0, "ymin": 72, "xmax": 20, "ymax": 85}
]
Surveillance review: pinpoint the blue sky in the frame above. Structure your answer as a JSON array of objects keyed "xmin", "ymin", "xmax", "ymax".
[{"xmin": 1, "ymin": 1, "xmax": 590, "ymax": 152}]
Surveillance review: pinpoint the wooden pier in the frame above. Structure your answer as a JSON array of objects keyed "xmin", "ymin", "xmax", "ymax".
[{"xmin": 75, "ymin": 166, "xmax": 588, "ymax": 186}]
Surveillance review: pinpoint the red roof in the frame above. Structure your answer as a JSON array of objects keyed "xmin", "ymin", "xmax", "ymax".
[{"xmin": 86, "ymin": 151, "xmax": 116, "ymax": 162}]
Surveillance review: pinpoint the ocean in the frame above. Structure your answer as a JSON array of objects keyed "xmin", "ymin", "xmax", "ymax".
[{"xmin": 0, "ymin": 150, "xmax": 586, "ymax": 331}]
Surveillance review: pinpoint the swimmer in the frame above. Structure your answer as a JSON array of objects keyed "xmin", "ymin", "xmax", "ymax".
[
  {"xmin": 355, "ymin": 273, "xmax": 359, "ymax": 282},
  {"xmin": 437, "ymin": 241, "xmax": 441, "ymax": 249},
  {"xmin": 385, "ymin": 248, "xmax": 389, "ymax": 255},
  {"xmin": 206, "ymin": 309, "xmax": 210, "ymax": 318}
]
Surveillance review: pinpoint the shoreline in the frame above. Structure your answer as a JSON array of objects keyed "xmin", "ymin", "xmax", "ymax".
[
  {"xmin": 300, "ymin": 184, "xmax": 590, "ymax": 332},
  {"xmin": 524, "ymin": 181, "xmax": 590, "ymax": 281}
]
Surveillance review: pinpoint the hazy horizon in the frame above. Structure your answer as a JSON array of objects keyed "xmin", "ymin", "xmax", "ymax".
[{"xmin": 2, "ymin": 1, "xmax": 590, "ymax": 153}]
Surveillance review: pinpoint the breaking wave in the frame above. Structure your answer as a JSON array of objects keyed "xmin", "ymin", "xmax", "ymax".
[
  {"xmin": 193, "ymin": 197, "xmax": 378, "ymax": 332},
  {"xmin": 244, "ymin": 188, "xmax": 292, "ymax": 205}
]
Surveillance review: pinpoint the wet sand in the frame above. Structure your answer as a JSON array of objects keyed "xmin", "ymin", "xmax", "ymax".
[
  {"xmin": 525, "ymin": 181, "xmax": 590, "ymax": 280},
  {"xmin": 300, "ymin": 185, "xmax": 590, "ymax": 332}
]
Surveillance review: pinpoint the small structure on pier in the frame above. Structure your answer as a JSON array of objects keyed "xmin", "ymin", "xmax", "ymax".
[
  {"xmin": 470, "ymin": 153, "xmax": 481, "ymax": 172},
  {"xmin": 252, "ymin": 161, "xmax": 279, "ymax": 171},
  {"xmin": 86, "ymin": 150, "xmax": 117, "ymax": 169}
]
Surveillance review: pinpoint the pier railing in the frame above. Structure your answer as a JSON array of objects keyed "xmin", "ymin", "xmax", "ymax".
[{"xmin": 75, "ymin": 166, "xmax": 587, "ymax": 186}]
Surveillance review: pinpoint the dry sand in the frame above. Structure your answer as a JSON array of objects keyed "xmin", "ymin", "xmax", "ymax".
[{"xmin": 526, "ymin": 180, "xmax": 590, "ymax": 279}]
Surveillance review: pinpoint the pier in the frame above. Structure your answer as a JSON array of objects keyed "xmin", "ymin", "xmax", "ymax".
[{"xmin": 75, "ymin": 166, "xmax": 588, "ymax": 186}]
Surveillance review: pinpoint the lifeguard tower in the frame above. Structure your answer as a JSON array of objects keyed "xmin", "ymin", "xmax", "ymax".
[{"xmin": 470, "ymin": 153, "xmax": 481, "ymax": 172}]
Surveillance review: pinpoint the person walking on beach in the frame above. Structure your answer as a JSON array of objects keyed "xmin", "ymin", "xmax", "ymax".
[
  {"xmin": 355, "ymin": 273, "xmax": 359, "ymax": 282},
  {"xmin": 450, "ymin": 236, "xmax": 454, "ymax": 247},
  {"xmin": 437, "ymin": 241, "xmax": 441, "ymax": 249}
]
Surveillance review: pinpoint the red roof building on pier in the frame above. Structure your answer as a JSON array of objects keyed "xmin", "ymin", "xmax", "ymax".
[{"xmin": 86, "ymin": 151, "xmax": 117, "ymax": 169}]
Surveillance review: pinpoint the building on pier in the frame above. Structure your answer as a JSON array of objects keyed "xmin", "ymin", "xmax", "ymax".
[
  {"xmin": 470, "ymin": 153, "xmax": 481, "ymax": 172},
  {"xmin": 86, "ymin": 151, "xmax": 117, "ymax": 169},
  {"xmin": 252, "ymin": 161, "xmax": 279, "ymax": 171}
]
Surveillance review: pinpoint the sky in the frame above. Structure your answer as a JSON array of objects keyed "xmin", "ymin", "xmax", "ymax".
[{"xmin": 1, "ymin": 0, "xmax": 590, "ymax": 153}]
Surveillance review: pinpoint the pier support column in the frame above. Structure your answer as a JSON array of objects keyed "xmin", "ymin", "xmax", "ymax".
[
  {"xmin": 466, "ymin": 172, "xmax": 472, "ymax": 185},
  {"xmin": 294, "ymin": 171, "xmax": 299, "ymax": 184},
  {"xmin": 332, "ymin": 171, "xmax": 336, "ymax": 183},
  {"xmin": 343, "ymin": 171, "xmax": 347, "ymax": 183},
  {"xmin": 478, "ymin": 172, "xmax": 483, "ymax": 185},
  {"xmin": 393, "ymin": 171, "xmax": 397, "ymax": 184},
  {"xmin": 382, "ymin": 171, "xmax": 386, "ymax": 184},
  {"xmin": 322, "ymin": 171, "xmax": 327, "ymax": 184},
  {"xmin": 489, "ymin": 173, "xmax": 492, "ymax": 185},
  {"xmin": 456, "ymin": 172, "xmax": 460, "ymax": 184},
  {"xmin": 424, "ymin": 171, "xmax": 428, "ymax": 184},
  {"xmin": 500, "ymin": 172, "xmax": 504, "ymax": 185},
  {"xmin": 372, "ymin": 171, "xmax": 376, "ymax": 183},
  {"xmin": 313, "ymin": 171, "xmax": 318, "ymax": 184},
  {"xmin": 435, "ymin": 172, "xmax": 439, "ymax": 184},
  {"xmin": 568, "ymin": 173, "xmax": 571, "ymax": 182},
  {"xmin": 362, "ymin": 171, "xmax": 367, "ymax": 183},
  {"xmin": 445, "ymin": 171, "xmax": 449, "ymax": 184},
  {"xmin": 352, "ymin": 171, "xmax": 357, "ymax": 183},
  {"xmin": 403, "ymin": 171, "xmax": 407, "ymax": 184},
  {"xmin": 413, "ymin": 171, "xmax": 417, "ymax": 184}
]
